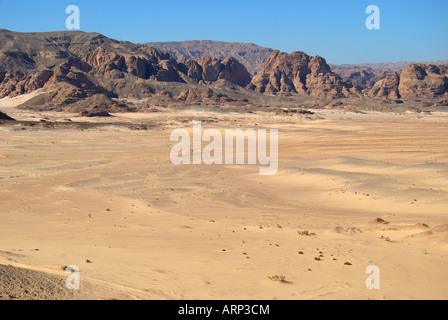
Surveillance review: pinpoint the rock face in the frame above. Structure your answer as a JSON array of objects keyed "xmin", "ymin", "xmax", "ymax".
[
  {"xmin": 146, "ymin": 40, "xmax": 274, "ymax": 75},
  {"xmin": 398, "ymin": 64, "xmax": 448, "ymax": 99},
  {"xmin": 247, "ymin": 51, "xmax": 361, "ymax": 99},
  {"xmin": 369, "ymin": 63, "xmax": 448, "ymax": 100},
  {"xmin": 331, "ymin": 66, "xmax": 389, "ymax": 89},
  {"xmin": 2, "ymin": 29, "xmax": 447, "ymax": 112},
  {"xmin": 0, "ymin": 30, "xmax": 259, "ymax": 112},
  {"xmin": 368, "ymin": 72, "xmax": 401, "ymax": 99},
  {"xmin": 87, "ymin": 46, "xmax": 181, "ymax": 82},
  {"xmin": 178, "ymin": 56, "xmax": 252, "ymax": 87},
  {"xmin": 434, "ymin": 94, "xmax": 448, "ymax": 107},
  {"xmin": 0, "ymin": 30, "xmax": 186, "ymax": 112}
]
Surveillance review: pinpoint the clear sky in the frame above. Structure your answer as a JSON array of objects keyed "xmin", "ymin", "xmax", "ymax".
[{"xmin": 0, "ymin": 0, "xmax": 447, "ymax": 64}]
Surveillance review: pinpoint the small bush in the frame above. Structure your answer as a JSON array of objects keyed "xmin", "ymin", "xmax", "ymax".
[
  {"xmin": 297, "ymin": 230, "xmax": 316, "ymax": 237},
  {"xmin": 268, "ymin": 275, "xmax": 289, "ymax": 283}
]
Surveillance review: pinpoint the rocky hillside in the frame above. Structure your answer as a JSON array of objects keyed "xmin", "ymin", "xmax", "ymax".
[
  {"xmin": 368, "ymin": 72, "xmax": 401, "ymax": 99},
  {"xmin": 0, "ymin": 30, "xmax": 256, "ymax": 112},
  {"xmin": 0, "ymin": 30, "xmax": 181, "ymax": 112},
  {"xmin": 332, "ymin": 61, "xmax": 448, "ymax": 91},
  {"xmin": 336, "ymin": 60, "xmax": 448, "ymax": 72},
  {"xmin": 178, "ymin": 56, "xmax": 252, "ymax": 87},
  {"xmin": 1, "ymin": 29, "xmax": 447, "ymax": 113},
  {"xmin": 145, "ymin": 39, "xmax": 448, "ymax": 92},
  {"xmin": 145, "ymin": 40, "xmax": 274, "ymax": 75},
  {"xmin": 369, "ymin": 63, "xmax": 448, "ymax": 105},
  {"xmin": 330, "ymin": 66, "xmax": 389, "ymax": 89},
  {"xmin": 247, "ymin": 51, "xmax": 362, "ymax": 99},
  {"xmin": 0, "ymin": 30, "xmax": 365, "ymax": 112}
]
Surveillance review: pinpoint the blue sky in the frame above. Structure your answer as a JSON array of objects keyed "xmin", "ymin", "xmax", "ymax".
[{"xmin": 0, "ymin": 0, "xmax": 447, "ymax": 64}]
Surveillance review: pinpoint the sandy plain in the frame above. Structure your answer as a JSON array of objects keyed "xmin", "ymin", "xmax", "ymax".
[{"xmin": 1, "ymin": 93, "xmax": 447, "ymax": 300}]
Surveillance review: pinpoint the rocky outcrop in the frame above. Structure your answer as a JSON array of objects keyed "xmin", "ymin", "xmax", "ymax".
[
  {"xmin": 179, "ymin": 56, "xmax": 252, "ymax": 87},
  {"xmin": 0, "ymin": 30, "xmax": 185, "ymax": 110},
  {"xmin": 0, "ymin": 46, "xmax": 182, "ymax": 98},
  {"xmin": 73, "ymin": 94, "xmax": 128, "ymax": 115},
  {"xmin": 368, "ymin": 72, "xmax": 400, "ymax": 99},
  {"xmin": 434, "ymin": 94, "xmax": 448, "ymax": 107},
  {"xmin": 331, "ymin": 66, "xmax": 389, "ymax": 89},
  {"xmin": 3, "ymin": 29, "xmax": 447, "ymax": 112},
  {"xmin": 398, "ymin": 64, "xmax": 448, "ymax": 99},
  {"xmin": 87, "ymin": 47, "xmax": 181, "ymax": 82},
  {"xmin": 1, "ymin": 70, "xmax": 54, "ymax": 98},
  {"xmin": 333, "ymin": 61, "xmax": 448, "ymax": 72},
  {"xmin": 369, "ymin": 64, "xmax": 448, "ymax": 100},
  {"xmin": 248, "ymin": 51, "xmax": 309, "ymax": 95},
  {"xmin": 146, "ymin": 40, "xmax": 274, "ymax": 75},
  {"xmin": 247, "ymin": 51, "xmax": 361, "ymax": 99},
  {"xmin": 174, "ymin": 87, "xmax": 237, "ymax": 104},
  {"xmin": 0, "ymin": 30, "xmax": 259, "ymax": 111}
]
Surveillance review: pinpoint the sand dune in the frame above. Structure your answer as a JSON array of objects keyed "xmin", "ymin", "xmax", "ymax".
[
  {"xmin": 1, "ymin": 107, "xmax": 448, "ymax": 300},
  {"xmin": 406, "ymin": 225, "xmax": 448, "ymax": 245}
]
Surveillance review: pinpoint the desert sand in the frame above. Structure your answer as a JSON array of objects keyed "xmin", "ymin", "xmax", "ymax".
[{"xmin": 1, "ymin": 94, "xmax": 448, "ymax": 300}]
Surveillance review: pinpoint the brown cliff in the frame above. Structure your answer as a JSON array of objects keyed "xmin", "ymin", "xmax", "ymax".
[
  {"xmin": 369, "ymin": 63, "xmax": 448, "ymax": 101},
  {"xmin": 178, "ymin": 56, "xmax": 252, "ymax": 87},
  {"xmin": 398, "ymin": 64, "xmax": 448, "ymax": 99},
  {"xmin": 247, "ymin": 51, "xmax": 361, "ymax": 99},
  {"xmin": 368, "ymin": 72, "xmax": 401, "ymax": 99}
]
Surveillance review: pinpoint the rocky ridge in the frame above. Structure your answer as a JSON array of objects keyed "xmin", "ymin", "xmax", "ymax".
[
  {"xmin": 369, "ymin": 63, "xmax": 448, "ymax": 105},
  {"xmin": 145, "ymin": 40, "xmax": 274, "ymax": 75},
  {"xmin": 247, "ymin": 51, "xmax": 362, "ymax": 99},
  {"xmin": 178, "ymin": 56, "xmax": 252, "ymax": 87},
  {"xmin": 1, "ymin": 29, "xmax": 447, "ymax": 113}
]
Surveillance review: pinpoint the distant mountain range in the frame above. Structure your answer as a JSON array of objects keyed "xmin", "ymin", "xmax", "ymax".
[
  {"xmin": 145, "ymin": 40, "xmax": 274, "ymax": 76},
  {"xmin": 146, "ymin": 40, "xmax": 448, "ymax": 89},
  {"xmin": 333, "ymin": 61, "xmax": 448, "ymax": 71},
  {"xmin": 146, "ymin": 40, "xmax": 448, "ymax": 73},
  {"xmin": 0, "ymin": 29, "xmax": 447, "ymax": 116}
]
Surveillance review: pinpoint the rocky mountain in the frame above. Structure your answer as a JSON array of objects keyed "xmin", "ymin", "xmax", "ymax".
[
  {"xmin": 335, "ymin": 60, "xmax": 448, "ymax": 72},
  {"xmin": 145, "ymin": 39, "xmax": 447, "ymax": 93},
  {"xmin": 398, "ymin": 64, "xmax": 448, "ymax": 99},
  {"xmin": 368, "ymin": 72, "xmax": 400, "ymax": 99},
  {"xmin": 331, "ymin": 61, "xmax": 448, "ymax": 91},
  {"xmin": 0, "ymin": 29, "xmax": 257, "ymax": 112},
  {"xmin": 369, "ymin": 63, "xmax": 448, "ymax": 103},
  {"xmin": 331, "ymin": 60, "xmax": 448, "ymax": 90},
  {"xmin": 145, "ymin": 40, "xmax": 274, "ymax": 75},
  {"xmin": 247, "ymin": 51, "xmax": 362, "ymax": 99},
  {"xmin": 1, "ymin": 29, "xmax": 447, "ymax": 113},
  {"xmin": 0, "ymin": 30, "xmax": 365, "ymax": 112},
  {"xmin": 0, "ymin": 29, "xmax": 182, "ymax": 111},
  {"xmin": 178, "ymin": 56, "xmax": 252, "ymax": 87},
  {"xmin": 330, "ymin": 66, "xmax": 389, "ymax": 89}
]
